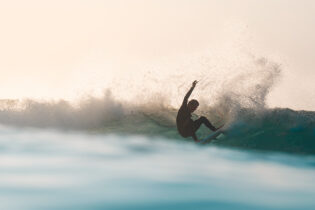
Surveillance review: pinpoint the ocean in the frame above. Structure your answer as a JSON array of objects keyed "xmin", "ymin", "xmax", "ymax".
[{"xmin": 0, "ymin": 94, "xmax": 314, "ymax": 210}]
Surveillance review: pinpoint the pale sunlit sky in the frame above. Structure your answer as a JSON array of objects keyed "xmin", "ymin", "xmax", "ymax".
[{"xmin": 0, "ymin": 0, "xmax": 314, "ymax": 110}]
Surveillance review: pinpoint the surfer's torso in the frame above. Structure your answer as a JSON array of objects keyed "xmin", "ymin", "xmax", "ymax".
[{"xmin": 176, "ymin": 104, "xmax": 193, "ymax": 137}]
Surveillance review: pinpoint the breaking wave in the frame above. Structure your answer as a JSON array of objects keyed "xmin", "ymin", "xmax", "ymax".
[{"xmin": 0, "ymin": 56, "xmax": 313, "ymax": 154}]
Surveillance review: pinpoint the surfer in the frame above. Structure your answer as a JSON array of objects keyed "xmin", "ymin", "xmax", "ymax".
[{"xmin": 176, "ymin": 80, "xmax": 219, "ymax": 142}]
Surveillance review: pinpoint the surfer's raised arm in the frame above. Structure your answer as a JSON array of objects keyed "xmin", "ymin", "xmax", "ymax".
[{"xmin": 183, "ymin": 80, "xmax": 198, "ymax": 105}]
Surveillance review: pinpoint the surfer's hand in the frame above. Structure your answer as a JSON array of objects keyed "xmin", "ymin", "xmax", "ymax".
[{"xmin": 192, "ymin": 80, "xmax": 198, "ymax": 87}]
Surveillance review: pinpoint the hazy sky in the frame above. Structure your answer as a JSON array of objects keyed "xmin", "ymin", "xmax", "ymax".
[{"xmin": 0, "ymin": 0, "xmax": 314, "ymax": 110}]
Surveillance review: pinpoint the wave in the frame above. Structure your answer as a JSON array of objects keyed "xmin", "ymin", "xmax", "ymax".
[
  {"xmin": 0, "ymin": 56, "xmax": 313, "ymax": 154},
  {"xmin": 0, "ymin": 94, "xmax": 314, "ymax": 154}
]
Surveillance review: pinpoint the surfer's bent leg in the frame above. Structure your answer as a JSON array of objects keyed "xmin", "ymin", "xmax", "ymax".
[{"xmin": 193, "ymin": 116, "xmax": 216, "ymax": 132}]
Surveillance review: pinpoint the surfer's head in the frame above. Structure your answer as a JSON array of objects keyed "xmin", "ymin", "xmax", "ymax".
[{"xmin": 188, "ymin": 99, "xmax": 199, "ymax": 113}]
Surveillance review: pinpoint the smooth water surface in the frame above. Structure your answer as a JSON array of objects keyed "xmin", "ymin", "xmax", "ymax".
[{"xmin": 0, "ymin": 126, "xmax": 314, "ymax": 210}]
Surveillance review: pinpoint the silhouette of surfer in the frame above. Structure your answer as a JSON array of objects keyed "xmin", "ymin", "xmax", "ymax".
[{"xmin": 176, "ymin": 80, "xmax": 220, "ymax": 142}]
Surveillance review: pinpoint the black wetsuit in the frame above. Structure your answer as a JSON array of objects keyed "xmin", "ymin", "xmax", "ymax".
[
  {"xmin": 176, "ymin": 102, "xmax": 194, "ymax": 138},
  {"xmin": 176, "ymin": 86, "xmax": 216, "ymax": 141}
]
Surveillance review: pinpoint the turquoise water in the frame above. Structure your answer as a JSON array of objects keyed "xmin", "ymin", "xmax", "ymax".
[
  {"xmin": 0, "ymin": 94, "xmax": 314, "ymax": 210},
  {"xmin": 1, "ymin": 126, "xmax": 315, "ymax": 210}
]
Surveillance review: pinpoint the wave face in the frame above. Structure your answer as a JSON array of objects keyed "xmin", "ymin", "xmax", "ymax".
[{"xmin": 217, "ymin": 108, "xmax": 315, "ymax": 154}]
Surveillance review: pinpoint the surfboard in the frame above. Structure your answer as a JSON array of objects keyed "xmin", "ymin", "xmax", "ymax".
[{"xmin": 198, "ymin": 124, "xmax": 226, "ymax": 144}]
